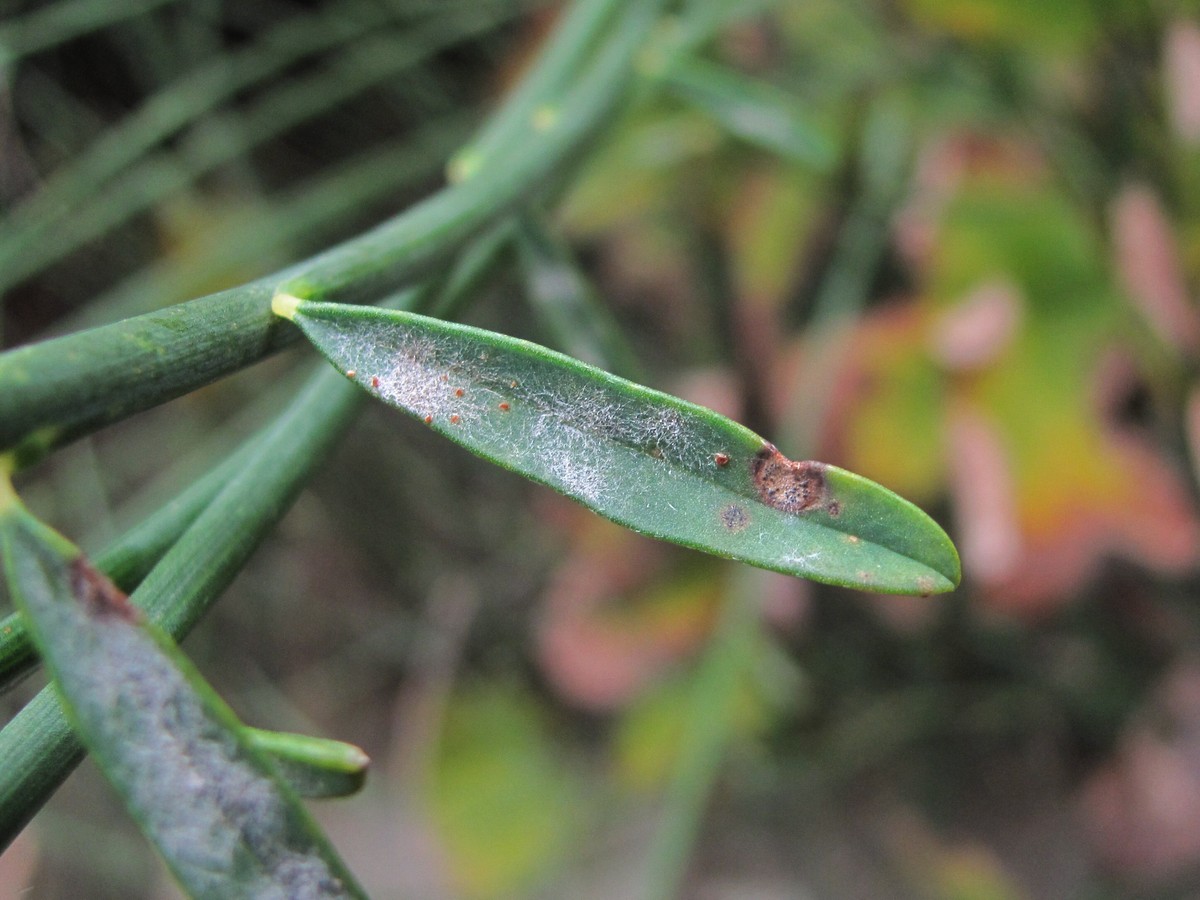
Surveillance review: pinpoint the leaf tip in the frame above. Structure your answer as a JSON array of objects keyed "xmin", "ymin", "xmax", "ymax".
[{"xmin": 271, "ymin": 293, "xmax": 303, "ymax": 322}]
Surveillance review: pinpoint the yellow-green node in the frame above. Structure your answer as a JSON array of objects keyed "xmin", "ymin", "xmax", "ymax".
[
  {"xmin": 532, "ymin": 105, "xmax": 559, "ymax": 132},
  {"xmin": 271, "ymin": 293, "xmax": 303, "ymax": 321},
  {"xmin": 446, "ymin": 150, "xmax": 482, "ymax": 184}
]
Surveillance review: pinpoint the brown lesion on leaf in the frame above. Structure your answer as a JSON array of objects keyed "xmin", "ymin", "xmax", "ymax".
[
  {"xmin": 751, "ymin": 444, "xmax": 831, "ymax": 514},
  {"xmin": 70, "ymin": 558, "xmax": 137, "ymax": 621}
]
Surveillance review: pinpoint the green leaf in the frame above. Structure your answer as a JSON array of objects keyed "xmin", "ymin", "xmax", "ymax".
[
  {"xmin": 274, "ymin": 297, "xmax": 960, "ymax": 594},
  {"xmin": 0, "ymin": 504, "xmax": 366, "ymax": 898},
  {"xmin": 514, "ymin": 214, "xmax": 642, "ymax": 376},
  {"xmin": 659, "ymin": 57, "xmax": 836, "ymax": 168}
]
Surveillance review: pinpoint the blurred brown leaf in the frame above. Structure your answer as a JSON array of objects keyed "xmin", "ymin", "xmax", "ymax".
[
  {"xmin": 1165, "ymin": 20, "xmax": 1200, "ymax": 145},
  {"xmin": 1081, "ymin": 664, "xmax": 1200, "ymax": 882},
  {"xmin": 1110, "ymin": 183, "xmax": 1200, "ymax": 356},
  {"xmin": 535, "ymin": 518, "xmax": 721, "ymax": 711}
]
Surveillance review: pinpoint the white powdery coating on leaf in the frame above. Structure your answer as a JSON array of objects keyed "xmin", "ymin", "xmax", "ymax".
[
  {"xmin": 314, "ymin": 313, "xmax": 745, "ymax": 513},
  {"xmin": 69, "ymin": 619, "xmax": 350, "ymax": 899},
  {"xmin": 543, "ymin": 435, "xmax": 610, "ymax": 505},
  {"xmin": 375, "ymin": 334, "xmax": 462, "ymax": 421}
]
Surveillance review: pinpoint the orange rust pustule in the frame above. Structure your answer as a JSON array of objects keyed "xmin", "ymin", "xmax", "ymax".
[
  {"xmin": 71, "ymin": 558, "xmax": 137, "ymax": 621},
  {"xmin": 751, "ymin": 445, "xmax": 828, "ymax": 514}
]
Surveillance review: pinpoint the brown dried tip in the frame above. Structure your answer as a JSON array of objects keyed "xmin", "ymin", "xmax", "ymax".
[
  {"xmin": 751, "ymin": 445, "xmax": 828, "ymax": 514},
  {"xmin": 71, "ymin": 558, "xmax": 137, "ymax": 621}
]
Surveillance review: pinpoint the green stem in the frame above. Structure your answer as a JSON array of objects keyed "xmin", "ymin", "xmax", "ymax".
[
  {"xmin": 277, "ymin": 0, "xmax": 663, "ymax": 301},
  {"xmin": 0, "ymin": 222, "xmax": 513, "ymax": 852},
  {"xmin": 2, "ymin": 0, "xmax": 384, "ymax": 256},
  {"xmin": 642, "ymin": 568, "xmax": 764, "ymax": 900},
  {"xmin": 0, "ymin": 359, "xmax": 364, "ymax": 852},
  {"xmin": 0, "ymin": 0, "xmax": 183, "ymax": 62},
  {"xmin": 0, "ymin": 0, "xmax": 663, "ymax": 468},
  {"xmin": 782, "ymin": 95, "xmax": 913, "ymax": 459},
  {"xmin": 0, "ymin": 4, "xmax": 518, "ymax": 296},
  {"xmin": 63, "ymin": 111, "xmax": 471, "ymax": 333},
  {"xmin": 0, "ymin": 439, "xmax": 256, "ymax": 690},
  {"xmin": 448, "ymin": 0, "xmax": 625, "ymax": 182},
  {"xmin": 514, "ymin": 211, "xmax": 643, "ymax": 378}
]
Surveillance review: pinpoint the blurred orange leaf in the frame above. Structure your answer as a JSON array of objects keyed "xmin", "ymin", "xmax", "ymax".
[{"xmin": 825, "ymin": 163, "xmax": 1200, "ymax": 616}]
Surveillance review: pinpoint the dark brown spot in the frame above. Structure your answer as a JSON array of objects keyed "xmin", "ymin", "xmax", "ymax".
[
  {"xmin": 649, "ymin": 446, "xmax": 664, "ymax": 459},
  {"xmin": 827, "ymin": 500, "xmax": 841, "ymax": 517},
  {"xmin": 751, "ymin": 445, "xmax": 828, "ymax": 514},
  {"xmin": 424, "ymin": 415, "xmax": 433, "ymax": 424},
  {"xmin": 714, "ymin": 453, "xmax": 730, "ymax": 466},
  {"xmin": 455, "ymin": 388, "xmax": 465, "ymax": 397},
  {"xmin": 720, "ymin": 504, "xmax": 750, "ymax": 532},
  {"xmin": 71, "ymin": 558, "xmax": 136, "ymax": 621}
]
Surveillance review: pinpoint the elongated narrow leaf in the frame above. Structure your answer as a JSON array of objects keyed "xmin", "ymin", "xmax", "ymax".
[
  {"xmin": 660, "ymin": 57, "xmax": 836, "ymax": 167},
  {"xmin": 274, "ymin": 297, "xmax": 960, "ymax": 594},
  {"xmin": 515, "ymin": 214, "xmax": 643, "ymax": 376},
  {"xmin": 0, "ymin": 502, "xmax": 366, "ymax": 898}
]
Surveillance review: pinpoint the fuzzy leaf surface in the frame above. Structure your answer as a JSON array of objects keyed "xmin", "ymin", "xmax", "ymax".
[
  {"xmin": 0, "ymin": 506, "xmax": 365, "ymax": 898},
  {"xmin": 279, "ymin": 299, "xmax": 960, "ymax": 594}
]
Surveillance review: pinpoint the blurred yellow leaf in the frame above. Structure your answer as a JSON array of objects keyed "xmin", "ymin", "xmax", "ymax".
[
  {"xmin": 903, "ymin": 0, "xmax": 1098, "ymax": 51},
  {"xmin": 427, "ymin": 683, "xmax": 584, "ymax": 899}
]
